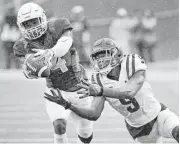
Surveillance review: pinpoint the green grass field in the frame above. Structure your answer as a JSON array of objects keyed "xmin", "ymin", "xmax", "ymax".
[{"xmin": 0, "ymin": 59, "xmax": 179, "ymax": 143}]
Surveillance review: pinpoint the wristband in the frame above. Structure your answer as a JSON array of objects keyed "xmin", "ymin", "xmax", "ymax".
[{"xmin": 65, "ymin": 102, "xmax": 71, "ymax": 109}]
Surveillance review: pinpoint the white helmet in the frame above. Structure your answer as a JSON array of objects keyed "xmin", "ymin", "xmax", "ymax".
[
  {"xmin": 116, "ymin": 8, "xmax": 128, "ymax": 18},
  {"xmin": 17, "ymin": 2, "xmax": 47, "ymax": 40}
]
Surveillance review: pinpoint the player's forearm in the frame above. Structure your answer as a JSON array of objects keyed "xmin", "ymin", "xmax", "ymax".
[
  {"xmin": 102, "ymin": 86, "xmax": 133, "ymax": 99},
  {"xmin": 102, "ymin": 74, "xmax": 145, "ymax": 99},
  {"xmin": 51, "ymin": 36, "xmax": 73, "ymax": 57},
  {"xmin": 69, "ymin": 105, "xmax": 98, "ymax": 121}
]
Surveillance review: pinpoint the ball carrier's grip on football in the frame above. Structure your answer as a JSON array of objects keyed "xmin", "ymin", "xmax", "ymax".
[{"xmin": 23, "ymin": 54, "xmax": 51, "ymax": 78}]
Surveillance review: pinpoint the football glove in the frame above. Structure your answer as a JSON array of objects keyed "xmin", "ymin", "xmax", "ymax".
[
  {"xmin": 77, "ymin": 79, "xmax": 103, "ymax": 99},
  {"xmin": 44, "ymin": 89, "xmax": 71, "ymax": 109},
  {"xmin": 33, "ymin": 49, "xmax": 54, "ymax": 62}
]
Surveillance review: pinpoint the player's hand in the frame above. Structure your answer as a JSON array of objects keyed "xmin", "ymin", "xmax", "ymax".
[
  {"xmin": 44, "ymin": 89, "xmax": 71, "ymax": 109},
  {"xmin": 33, "ymin": 49, "xmax": 54, "ymax": 61},
  {"xmin": 77, "ymin": 79, "xmax": 103, "ymax": 99}
]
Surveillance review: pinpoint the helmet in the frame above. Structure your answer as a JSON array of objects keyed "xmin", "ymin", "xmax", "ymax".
[
  {"xmin": 116, "ymin": 8, "xmax": 128, "ymax": 18},
  {"xmin": 17, "ymin": 2, "xmax": 47, "ymax": 40},
  {"xmin": 91, "ymin": 38, "xmax": 123, "ymax": 74},
  {"xmin": 70, "ymin": 5, "xmax": 84, "ymax": 20}
]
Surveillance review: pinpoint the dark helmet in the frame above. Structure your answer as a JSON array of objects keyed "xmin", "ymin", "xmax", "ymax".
[{"xmin": 91, "ymin": 38, "xmax": 123, "ymax": 74}]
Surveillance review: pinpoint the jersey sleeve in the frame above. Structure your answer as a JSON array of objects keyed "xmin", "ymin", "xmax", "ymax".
[
  {"xmin": 91, "ymin": 72, "xmax": 104, "ymax": 88},
  {"xmin": 53, "ymin": 18, "xmax": 73, "ymax": 39},
  {"xmin": 13, "ymin": 39, "xmax": 27, "ymax": 57},
  {"xmin": 126, "ymin": 54, "xmax": 147, "ymax": 79}
]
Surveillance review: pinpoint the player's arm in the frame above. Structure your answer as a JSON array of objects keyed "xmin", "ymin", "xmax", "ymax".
[
  {"xmin": 103, "ymin": 55, "xmax": 147, "ymax": 99},
  {"xmin": 101, "ymin": 70, "xmax": 146, "ymax": 99},
  {"xmin": 69, "ymin": 96, "xmax": 105, "ymax": 121},
  {"xmin": 78, "ymin": 54, "xmax": 147, "ymax": 99},
  {"xmin": 34, "ymin": 18, "xmax": 73, "ymax": 58},
  {"xmin": 44, "ymin": 89, "xmax": 106, "ymax": 121},
  {"xmin": 78, "ymin": 72, "xmax": 145, "ymax": 99},
  {"xmin": 51, "ymin": 29, "xmax": 73, "ymax": 57}
]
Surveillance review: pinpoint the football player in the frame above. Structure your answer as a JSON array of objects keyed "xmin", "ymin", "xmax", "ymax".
[
  {"xmin": 13, "ymin": 3, "xmax": 93, "ymax": 144},
  {"xmin": 70, "ymin": 5, "xmax": 91, "ymax": 66},
  {"xmin": 45, "ymin": 38, "xmax": 179, "ymax": 143},
  {"xmin": 140, "ymin": 9, "xmax": 157, "ymax": 62},
  {"xmin": 109, "ymin": 8, "xmax": 132, "ymax": 54}
]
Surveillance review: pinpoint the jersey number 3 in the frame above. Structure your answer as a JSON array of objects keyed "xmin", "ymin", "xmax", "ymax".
[{"xmin": 119, "ymin": 98, "xmax": 140, "ymax": 113}]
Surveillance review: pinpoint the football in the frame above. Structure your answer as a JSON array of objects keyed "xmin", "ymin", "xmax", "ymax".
[{"xmin": 24, "ymin": 54, "xmax": 51, "ymax": 78}]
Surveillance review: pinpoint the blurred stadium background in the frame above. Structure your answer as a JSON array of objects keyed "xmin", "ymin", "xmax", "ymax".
[{"xmin": 0, "ymin": 0, "xmax": 179, "ymax": 143}]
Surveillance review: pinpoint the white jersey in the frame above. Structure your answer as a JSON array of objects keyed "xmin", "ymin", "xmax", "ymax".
[{"xmin": 92, "ymin": 54, "xmax": 161, "ymax": 127}]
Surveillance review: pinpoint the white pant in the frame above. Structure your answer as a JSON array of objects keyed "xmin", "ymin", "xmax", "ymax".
[
  {"xmin": 45, "ymin": 87, "xmax": 93, "ymax": 136},
  {"xmin": 136, "ymin": 108, "xmax": 179, "ymax": 143}
]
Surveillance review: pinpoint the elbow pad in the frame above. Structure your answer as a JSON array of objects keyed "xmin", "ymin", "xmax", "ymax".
[{"xmin": 52, "ymin": 36, "xmax": 73, "ymax": 57}]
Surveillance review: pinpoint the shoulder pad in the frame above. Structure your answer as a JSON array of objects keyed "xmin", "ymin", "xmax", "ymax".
[
  {"xmin": 13, "ymin": 38, "xmax": 28, "ymax": 57},
  {"xmin": 125, "ymin": 54, "xmax": 147, "ymax": 79},
  {"xmin": 48, "ymin": 18, "xmax": 73, "ymax": 40}
]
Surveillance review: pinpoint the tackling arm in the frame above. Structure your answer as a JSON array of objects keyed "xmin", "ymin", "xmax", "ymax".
[
  {"xmin": 102, "ymin": 70, "xmax": 146, "ymax": 99},
  {"xmin": 69, "ymin": 96, "xmax": 106, "ymax": 121}
]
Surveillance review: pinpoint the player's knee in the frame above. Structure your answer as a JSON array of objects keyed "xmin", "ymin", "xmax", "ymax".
[
  {"xmin": 172, "ymin": 126, "xmax": 179, "ymax": 142},
  {"xmin": 53, "ymin": 119, "xmax": 67, "ymax": 134},
  {"xmin": 78, "ymin": 128, "xmax": 93, "ymax": 143},
  {"xmin": 78, "ymin": 133, "xmax": 93, "ymax": 144},
  {"xmin": 78, "ymin": 127, "xmax": 93, "ymax": 137}
]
